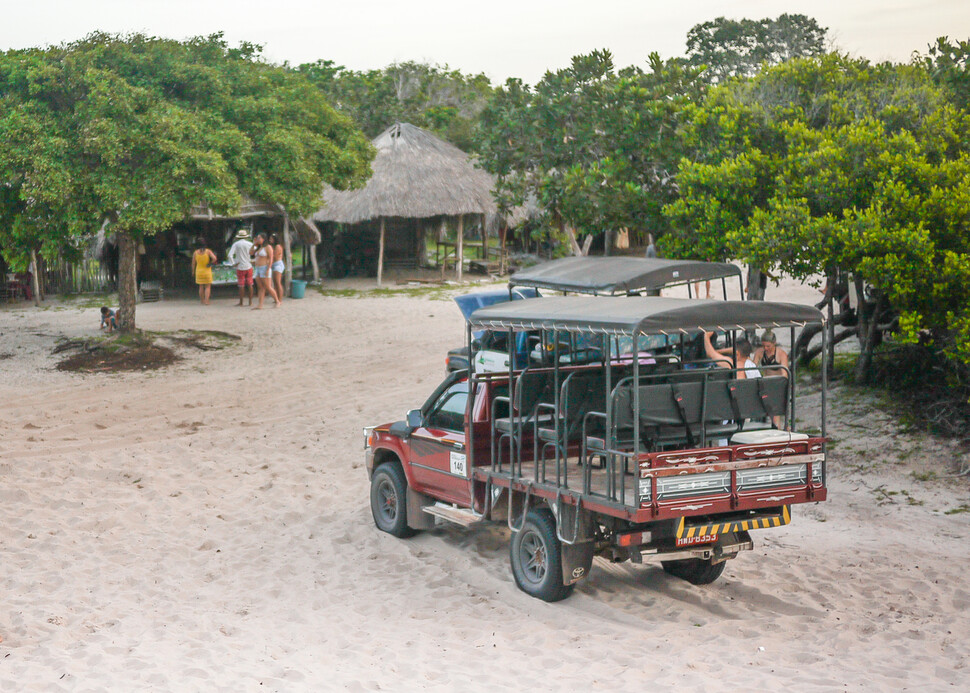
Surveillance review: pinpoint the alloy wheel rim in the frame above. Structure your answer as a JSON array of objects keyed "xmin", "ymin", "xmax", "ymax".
[
  {"xmin": 377, "ymin": 479, "xmax": 397, "ymax": 523},
  {"xmin": 519, "ymin": 530, "xmax": 547, "ymax": 583}
]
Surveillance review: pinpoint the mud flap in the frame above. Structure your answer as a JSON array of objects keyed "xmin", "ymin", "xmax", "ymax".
[
  {"xmin": 561, "ymin": 542, "xmax": 595, "ymax": 585},
  {"xmin": 406, "ymin": 487, "xmax": 436, "ymax": 530}
]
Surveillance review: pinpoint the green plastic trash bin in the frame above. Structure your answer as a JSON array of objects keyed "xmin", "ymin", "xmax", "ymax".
[{"xmin": 290, "ymin": 279, "xmax": 307, "ymax": 299}]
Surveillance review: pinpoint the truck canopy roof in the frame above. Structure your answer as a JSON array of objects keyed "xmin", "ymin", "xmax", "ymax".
[
  {"xmin": 508, "ymin": 257, "xmax": 742, "ymax": 294},
  {"xmin": 468, "ymin": 295, "xmax": 824, "ymax": 336}
]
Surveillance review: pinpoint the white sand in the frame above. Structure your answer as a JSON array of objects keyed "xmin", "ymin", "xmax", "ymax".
[{"xmin": 1, "ymin": 276, "xmax": 968, "ymax": 691}]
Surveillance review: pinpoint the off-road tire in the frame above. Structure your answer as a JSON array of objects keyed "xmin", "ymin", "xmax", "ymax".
[
  {"xmin": 510, "ymin": 508, "xmax": 573, "ymax": 602},
  {"xmin": 370, "ymin": 463, "xmax": 417, "ymax": 538},
  {"xmin": 661, "ymin": 558, "xmax": 726, "ymax": 585}
]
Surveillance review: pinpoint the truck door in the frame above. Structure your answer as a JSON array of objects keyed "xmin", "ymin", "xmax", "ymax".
[{"xmin": 409, "ymin": 381, "xmax": 472, "ymax": 505}]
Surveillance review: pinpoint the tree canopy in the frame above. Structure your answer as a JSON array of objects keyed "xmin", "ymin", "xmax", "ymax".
[
  {"xmin": 476, "ymin": 49, "xmax": 704, "ymax": 252},
  {"xmin": 686, "ymin": 14, "xmax": 828, "ymax": 83},
  {"xmin": 296, "ymin": 60, "xmax": 493, "ymax": 152},
  {"xmin": 663, "ymin": 53, "xmax": 970, "ymax": 373}
]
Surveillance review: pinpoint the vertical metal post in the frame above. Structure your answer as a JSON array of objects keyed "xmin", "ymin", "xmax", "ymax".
[
  {"xmin": 789, "ymin": 326, "xmax": 796, "ymax": 429},
  {"xmin": 601, "ymin": 332, "xmax": 612, "ymax": 498},
  {"xmin": 821, "ymin": 323, "xmax": 828, "ymax": 439},
  {"xmin": 721, "ymin": 277, "xmax": 727, "ymax": 300},
  {"xmin": 507, "ymin": 327, "xmax": 515, "ymax": 476},
  {"xmin": 465, "ymin": 321, "xmax": 476, "ymax": 494},
  {"xmin": 820, "ymin": 321, "xmax": 828, "ymax": 488},
  {"xmin": 630, "ymin": 333, "xmax": 640, "ymax": 505},
  {"xmin": 551, "ymin": 329, "xmax": 560, "ymax": 485}
]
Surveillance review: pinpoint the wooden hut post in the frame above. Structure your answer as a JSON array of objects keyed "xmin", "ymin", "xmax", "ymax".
[
  {"xmin": 309, "ymin": 243, "xmax": 320, "ymax": 283},
  {"xmin": 481, "ymin": 214, "xmax": 487, "ymax": 261},
  {"xmin": 282, "ymin": 210, "xmax": 293, "ymax": 296},
  {"xmin": 456, "ymin": 214, "xmax": 464, "ymax": 282},
  {"xmin": 377, "ymin": 217, "xmax": 386, "ymax": 287}
]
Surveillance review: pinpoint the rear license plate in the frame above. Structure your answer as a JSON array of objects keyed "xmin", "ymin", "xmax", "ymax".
[{"xmin": 676, "ymin": 534, "xmax": 718, "ymax": 547}]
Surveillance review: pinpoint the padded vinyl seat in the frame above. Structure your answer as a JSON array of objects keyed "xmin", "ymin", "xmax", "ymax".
[{"xmin": 494, "ymin": 412, "xmax": 555, "ymax": 434}]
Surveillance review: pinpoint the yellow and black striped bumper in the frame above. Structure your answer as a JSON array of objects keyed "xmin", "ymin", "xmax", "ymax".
[{"xmin": 676, "ymin": 506, "xmax": 791, "ymax": 539}]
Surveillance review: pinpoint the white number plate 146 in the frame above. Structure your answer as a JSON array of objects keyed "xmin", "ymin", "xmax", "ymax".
[{"xmin": 449, "ymin": 451, "xmax": 467, "ymax": 476}]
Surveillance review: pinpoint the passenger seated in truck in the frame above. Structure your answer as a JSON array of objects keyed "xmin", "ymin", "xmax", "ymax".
[{"xmin": 703, "ymin": 332, "xmax": 760, "ymax": 379}]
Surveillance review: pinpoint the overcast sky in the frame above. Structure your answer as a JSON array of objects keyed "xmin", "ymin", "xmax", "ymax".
[{"xmin": 3, "ymin": 1, "xmax": 969, "ymax": 83}]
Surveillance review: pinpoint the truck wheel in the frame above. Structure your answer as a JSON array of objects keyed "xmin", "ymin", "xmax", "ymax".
[
  {"xmin": 661, "ymin": 558, "xmax": 726, "ymax": 585},
  {"xmin": 510, "ymin": 508, "xmax": 573, "ymax": 602},
  {"xmin": 370, "ymin": 463, "xmax": 416, "ymax": 538}
]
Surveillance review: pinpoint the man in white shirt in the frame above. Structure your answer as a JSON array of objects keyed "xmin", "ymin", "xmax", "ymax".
[{"xmin": 227, "ymin": 229, "xmax": 254, "ymax": 306}]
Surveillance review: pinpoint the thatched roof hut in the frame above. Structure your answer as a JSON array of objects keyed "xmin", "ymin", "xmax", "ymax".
[{"xmin": 314, "ymin": 122, "xmax": 497, "ymax": 283}]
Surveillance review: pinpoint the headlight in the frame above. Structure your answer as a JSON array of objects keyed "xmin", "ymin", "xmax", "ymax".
[
  {"xmin": 363, "ymin": 426, "xmax": 376, "ymax": 449},
  {"xmin": 737, "ymin": 464, "xmax": 806, "ymax": 491},
  {"xmin": 657, "ymin": 471, "xmax": 731, "ymax": 499}
]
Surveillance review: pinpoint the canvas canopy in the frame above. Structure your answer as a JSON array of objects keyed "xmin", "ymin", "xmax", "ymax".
[
  {"xmin": 508, "ymin": 257, "xmax": 742, "ymax": 294},
  {"xmin": 468, "ymin": 296, "xmax": 824, "ymax": 336}
]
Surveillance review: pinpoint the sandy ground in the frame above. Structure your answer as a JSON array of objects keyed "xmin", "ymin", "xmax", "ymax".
[{"xmin": 1, "ymin": 275, "xmax": 969, "ymax": 691}]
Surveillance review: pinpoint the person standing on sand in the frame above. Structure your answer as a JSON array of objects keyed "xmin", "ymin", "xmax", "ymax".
[
  {"xmin": 228, "ymin": 229, "xmax": 254, "ymax": 307},
  {"xmin": 250, "ymin": 233, "xmax": 280, "ymax": 310},
  {"xmin": 269, "ymin": 233, "xmax": 285, "ymax": 302},
  {"xmin": 191, "ymin": 238, "xmax": 218, "ymax": 305}
]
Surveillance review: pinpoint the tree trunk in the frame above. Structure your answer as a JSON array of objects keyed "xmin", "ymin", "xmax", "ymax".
[
  {"xmin": 854, "ymin": 292, "xmax": 886, "ymax": 383},
  {"xmin": 29, "ymin": 250, "xmax": 41, "ymax": 307},
  {"xmin": 309, "ymin": 242, "xmax": 320, "ymax": 283},
  {"xmin": 377, "ymin": 217, "xmax": 385, "ymax": 287},
  {"xmin": 554, "ymin": 210, "xmax": 583, "ymax": 257},
  {"xmin": 117, "ymin": 231, "xmax": 138, "ymax": 332},
  {"xmin": 802, "ymin": 328, "xmax": 857, "ymax": 366},
  {"xmin": 282, "ymin": 211, "xmax": 293, "ymax": 297},
  {"xmin": 604, "ymin": 230, "xmax": 612, "ymax": 257},
  {"xmin": 746, "ymin": 266, "xmax": 766, "ymax": 300},
  {"xmin": 456, "ymin": 214, "xmax": 464, "ymax": 282}
]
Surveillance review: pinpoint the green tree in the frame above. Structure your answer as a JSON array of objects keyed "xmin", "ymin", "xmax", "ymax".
[
  {"xmin": 921, "ymin": 36, "xmax": 970, "ymax": 111},
  {"xmin": 665, "ymin": 53, "xmax": 970, "ymax": 378},
  {"xmin": 297, "ymin": 60, "xmax": 493, "ymax": 151},
  {"xmin": 0, "ymin": 33, "xmax": 373, "ymax": 330},
  {"xmin": 686, "ymin": 14, "xmax": 827, "ymax": 83},
  {"xmin": 477, "ymin": 50, "xmax": 703, "ymax": 254}
]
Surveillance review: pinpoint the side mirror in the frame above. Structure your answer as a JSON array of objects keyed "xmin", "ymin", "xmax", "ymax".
[{"xmin": 406, "ymin": 409, "xmax": 423, "ymax": 428}]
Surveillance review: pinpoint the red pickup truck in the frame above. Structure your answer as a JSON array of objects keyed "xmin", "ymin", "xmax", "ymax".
[{"xmin": 365, "ymin": 296, "xmax": 829, "ymax": 601}]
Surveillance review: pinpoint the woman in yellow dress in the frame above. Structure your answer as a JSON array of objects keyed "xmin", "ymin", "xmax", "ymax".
[{"xmin": 191, "ymin": 238, "xmax": 218, "ymax": 305}]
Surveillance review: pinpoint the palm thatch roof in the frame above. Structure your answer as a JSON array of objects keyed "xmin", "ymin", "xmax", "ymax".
[
  {"xmin": 314, "ymin": 123, "xmax": 497, "ymax": 225},
  {"xmin": 189, "ymin": 199, "xmax": 320, "ymax": 244}
]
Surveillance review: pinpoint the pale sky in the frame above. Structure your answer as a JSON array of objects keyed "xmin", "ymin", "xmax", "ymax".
[{"xmin": 3, "ymin": 1, "xmax": 969, "ymax": 84}]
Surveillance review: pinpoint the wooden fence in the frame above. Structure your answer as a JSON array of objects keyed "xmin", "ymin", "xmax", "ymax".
[{"xmin": 39, "ymin": 258, "xmax": 112, "ymax": 295}]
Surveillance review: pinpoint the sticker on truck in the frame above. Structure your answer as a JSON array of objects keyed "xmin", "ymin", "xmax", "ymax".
[{"xmin": 449, "ymin": 451, "xmax": 467, "ymax": 476}]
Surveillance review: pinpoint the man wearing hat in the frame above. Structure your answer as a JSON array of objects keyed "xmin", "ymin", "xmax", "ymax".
[{"xmin": 228, "ymin": 228, "xmax": 254, "ymax": 306}]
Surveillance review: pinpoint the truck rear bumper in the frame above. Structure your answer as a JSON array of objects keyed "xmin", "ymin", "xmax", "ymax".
[
  {"xmin": 634, "ymin": 535, "xmax": 754, "ymax": 565},
  {"xmin": 676, "ymin": 505, "xmax": 791, "ymax": 540}
]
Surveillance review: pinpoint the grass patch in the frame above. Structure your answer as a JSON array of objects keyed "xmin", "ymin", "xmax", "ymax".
[
  {"xmin": 54, "ymin": 331, "xmax": 179, "ymax": 373},
  {"xmin": 317, "ymin": 284, "xmax": 459, "ymax": 301},
  {"xmin": 944, "ymin": 504, "xmax": 970, "ymax": 515}
]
